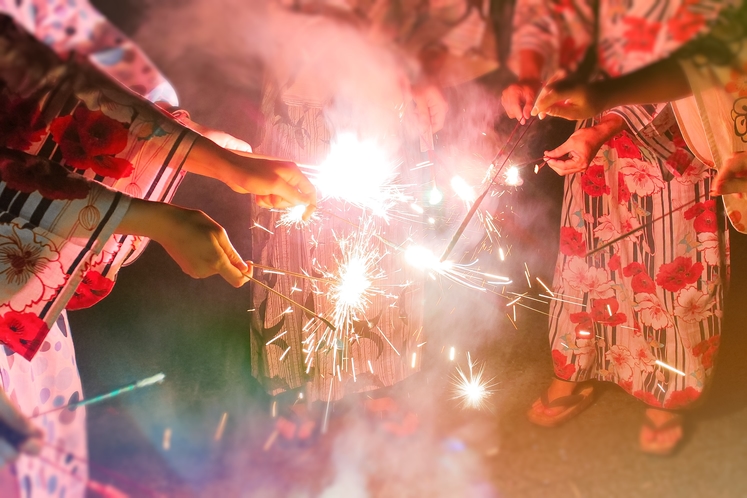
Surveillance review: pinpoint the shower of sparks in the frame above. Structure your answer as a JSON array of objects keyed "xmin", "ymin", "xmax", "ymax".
[
  {"xmin": 429, "ymin": 187, "xmax": 443, "ymax": 205},
  {"xmin": 405, "ymin": 245, "xmax": 511, "ymax": 291},
  {"xmin": 302, "ymin": 133, "xmax": 405, "ymax": 218},
  {"xmin": 325, "ymin": 221, "xmax": 385, "ymax": 336},
  {"xmin": 655, "ymin": 360, "xmax": 686, "ymax": 377},
  {"xmin": 451, "ymin": 353, "xmax": 495, "ymax": 410},
  {"xmin": 276, "ymin": 204, "xmax": 317, "ymax": 229}
]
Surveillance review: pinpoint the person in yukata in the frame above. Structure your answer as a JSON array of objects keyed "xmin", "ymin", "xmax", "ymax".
[
  {"xmin": 249, "ymin": 0, "xmax": 500, "ymax": 441},
  {"xmin": 502, "ymin": 0, "xmax": 730, "ymax": 455},
  {"xmin": 0, "ymin": 6, "xmax": 316, "ymax": 497}
]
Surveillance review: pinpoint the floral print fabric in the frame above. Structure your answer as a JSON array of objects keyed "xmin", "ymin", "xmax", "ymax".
[{"xmin": 549, "ymin": 120, "xmax": 725, "ymax": 408}]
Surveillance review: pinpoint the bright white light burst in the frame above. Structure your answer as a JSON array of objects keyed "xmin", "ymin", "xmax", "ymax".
[
  {"xmin": 276, "ymin": 204, "xmax": 317, "ymax": 228},
  {"xmin": 452, "ymin": 354, "xmax": 494, "ymax": 410},
  {"xmin": 305, "ymin": 133, "xmax": 403, "ymax": 218},
  {"xmin": 504, "ymin": 166, "xmax": 522, "ymax": 186}
]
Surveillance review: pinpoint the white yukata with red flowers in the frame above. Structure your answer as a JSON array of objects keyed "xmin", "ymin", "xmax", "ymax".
[
  {"xmin": 511, "ymin": 0, "xmax": 728, "ymax": 410},
  {"xmin": 0, "ymin": 8, "xmax": 197, "ymax": 497}
]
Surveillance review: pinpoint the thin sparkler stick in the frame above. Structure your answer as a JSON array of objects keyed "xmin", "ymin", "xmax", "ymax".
[
  {"xmin": 33, "ymin": 373, "xmax": 166, "ymax": 418},
  {"xmin": 440, "ymin": 118, "xmax": 537, "ymax": 262},
  {"xmin": 252, "ymin": 264, "xmax": 334, "ymax": 283},
  {"xmin": 585, "ymin": 199, "xmax": 698, "ymax": 256},
  {"xmin": 244, "ymin": 273, "xmax": 337, "ymax": 331}
]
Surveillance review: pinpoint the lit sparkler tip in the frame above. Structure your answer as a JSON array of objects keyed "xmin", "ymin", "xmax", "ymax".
[
  {"xmin": 277, "ymin": 204, "xmax": 316, "ymax": 228},
  {"xmin": 451, "ymin": 356, "xmax": 494, "ymax": 410},
  {"xmin": 504, "ymin": 165, "xmax": 522, "ymax": 186},
  {"xmin": 429, "ymin": 187, "xmax": 443, "ymax": 205},
  {"xmin": 451, "ymin": 175, "xmax": 476, "ymax": 203}
]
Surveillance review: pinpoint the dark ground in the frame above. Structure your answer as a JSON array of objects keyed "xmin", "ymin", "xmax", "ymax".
[{"xmin": 65, "ymin": 1, "xmax": 747, "ymax": 496}]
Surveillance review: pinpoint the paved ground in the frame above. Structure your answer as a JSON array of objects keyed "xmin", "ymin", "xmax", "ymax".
[{"xmin": 66, "ymin": 2, "xmax": 747, "ymax": 496}]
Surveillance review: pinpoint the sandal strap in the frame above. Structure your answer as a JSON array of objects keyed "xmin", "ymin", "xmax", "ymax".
[
  {"xmin": 643, "ymin": 412, "xmax": 683, "ymax": 432},
  {"xmin": 540, "ymin": 390, "xmax": 588, "ymax": 409}
]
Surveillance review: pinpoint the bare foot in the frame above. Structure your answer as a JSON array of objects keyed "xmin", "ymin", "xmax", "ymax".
[{"xmin": 640, "ymin": 408, "xmax": 683, "ymax": 455}]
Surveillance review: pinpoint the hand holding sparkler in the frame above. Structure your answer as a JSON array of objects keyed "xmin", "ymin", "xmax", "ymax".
[
  {"xmin": 187, "ymin": 139, "xmax": 318, "ymax": 220},
  {"xmin": 118, "ymin": 200, "xmax": 253, "ymax": 288}
]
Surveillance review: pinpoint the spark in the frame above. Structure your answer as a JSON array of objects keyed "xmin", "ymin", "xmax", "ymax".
[
  {"xmin": 506, "ymin": 313, "xmax": 518, "ymax": 330},
  {"xmin": 252, "ymin": 222, "xmax": 274, "ymax": 235},
  {"xmin": 655, "ymin": 360, "xmax": 686, "ymax": 377},
  {"xmin": 214, "ymin": 412, "xmax": 228, "ymax": 441},
  {"xmin": 451, "ymin": 175, "xmax": 476, "ymax": 204},
  {"xmin": 504, "ymin": 165, "xmax": 522, "ymax": 186},
  {"xmin": 303, "ymin": 133, "xmax": 403, "ymax": 218},
  {"xmin": 429, "ymin": 187, "xmax": 443, "ymax": 205},
  {"xmin": 368, "ymin": 360, "xmax": 374, "ymax": 374},
  {"xmin": 536, "ymin": 277, "xmax": 554, "ymax": 296},
  {"xmin": 279, "ymin": 347, "xmax": 291, "ymax": 362},
  {"xmin": 451, "ymin": 353, "xmax": 495, "ymax": 410},
  {"xmin": 266, "ymin": 330, "xmax": 287, "ymax": 346},
  {"xmin": 405, "ymin": 245, "xmax": 502, "ymax": 291},
  {"xmin": 162, "ymin": 428, "xmax": 171, "ymax": 451},
  {"xmin": 411, "ymin": 352, "xmax": 417, "ymax": 369},
  {"xmin": 351, "ymin": 357, "xmax": 357, "ymax": 383},
  {"xmin": 276, "ymin": 204, "xmax": 317, "ymax": 229},
  {"xmin": 449, "ymin": 346, "xmax": 455, "ymax": 361},
  {"xmin": 325, "ymin": 222, "xmax": 384, "ymax": 336}
]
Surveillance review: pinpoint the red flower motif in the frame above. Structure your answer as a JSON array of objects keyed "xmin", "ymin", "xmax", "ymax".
[
  {"xmin": 0, "ymin": 311, "xmax": 49, "ymax": 360},
  {"xmin": 664, "ymin": 386, "xmax": 701, "ymax": 409},
  {"xmin": 684, "ymin": 200, "xmax": 717, "ymax": 233},
  {"xmin": 0, "ymin": 92, "xmax": 46, "ymax": 150},
  {"xmin": 619, "ymin": 380, "xmax": 633, "ymax": 393},
  {"xmin": 570, "ymin": 311, "xmax": 593, "ymax": 336},
  {"xmin": 580, "ymin": 165, "xmax": 610, "ymax": 197},
  {"xmin": 617, "ymin": 172, "xmax": 631, "ymax": 203},
  {"xmin": 0, "ymin": 151, "xmax": 89, "ymax": 200},
  {"xmin": 623, "ymin": 17, "xmax": 662, "ymax": 53},
  {"xmin": 655, "ymin": 257, "xmax": 704, "ymax": 292},
  {"xmin": 667, "ymin": 5, "xmax": 706, "ymax": 42},
  {"xmin": 609, "ymin": 133, "xmax": 641, "ymax": 159},
  {"xmin": 552, "ymin": 349, "xmax": 576, "ymax": 380},
  {"xmin": 631, "ymin": 273, "xmax": 657, "ymax": 294},
  {"xmin": 729, "ymin": 210, "xmax": 746, "ymax": 232},
  {"xmin": 559, "ymin": 227, "xmax": 586, "ymax": 257},
  {"xmin": 633, "ymin": 390, "xmax": 662, "ymax": 407},
  {"xmin": 666, "ymin": 149, "xmax": 693, "ymax": 176},
  {"xmin": 66, "ymin": 270, "xmax": 115, "ymax": 310},
  {"xmin": 608, "ymin": 254, "xmax": 621, "ymax": 272},
  {"xmin": 50, "ymin": 107, "xmax": 133, "ymax": 179},
  {"xmin": 692, "ymin": 335, "xmax": 720, "ymax": 370},
  {"xmin": 590, "ymin": 298, "xmax": 627, "ymax": 327},
  {"xmin": 622, "ymin": 262, "xmax": 646, "ymax": 277}
]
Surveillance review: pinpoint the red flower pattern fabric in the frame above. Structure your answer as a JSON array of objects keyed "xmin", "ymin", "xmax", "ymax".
[
  {"xmin": 66, "ymin": 270, "xmax": 115, "ymax": 310},
  {"xmin": 622, "ymin": 17, "xmax": 661, "ymax": 54},
  {"xmin": 655, "ymin": 257, "xmax": 704, "ymax": 292},
  {"xmin": 664, "ymin": 387, "xmax": 701, "ymax": 410},
  {"xmin": 50, "ymin": 107, "xmax": 134, "ymax": 179},
  {"xmin": 623, "ymin": 262, "xmax": 657, "ymax": 294},
  {"xmin": 580, "ymin": 165, "xmax": 610, "ymax": 197},
  {"xmin": 0, "ymin": 310, "xmax": 49, "ymax": 360},
  {"xmin": 0, "ymin": 152, "xmax": 90, "ymax": 200},
  {"xmin": 0, "ymin": 91, "xmax": 46, "ymax": 150},
  {"xmin": 684, "ymin": 200, "xmax": 717, "ymax": 233},
  {"xmin": 693, "ymin": 335, "xmax": 720, "ymax": 370},
  {"xmin": 552, "ymin": 349, "xmax": 576, "ymax": 380},
  {"xmin": 559, "ymin": 227, "xmax": 586, "ymax": 257}
]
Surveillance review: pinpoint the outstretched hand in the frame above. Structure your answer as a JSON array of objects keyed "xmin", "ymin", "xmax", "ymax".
[
  {"xmin": 501, "ymin": 79, "xmax": 542, "ymax": 124},
  {"xmin": 118, "ymin": 199, "xmax": 253, "ymax": 288},
  {"xmin": 532, "ymin": 70, "xmax": 604, "ymax": 121},
  {"xmin": 544, "ymin": 126, "xmax": 606, "ymax": 176}
]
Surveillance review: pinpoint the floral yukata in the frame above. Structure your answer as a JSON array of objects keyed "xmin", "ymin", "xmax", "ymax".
[
  {"xmin": 511, "ymin": 0, "xmax": 730, "ymax": 410},
  {"xmin": 0, "ymin": 9, "xmax": 196, "ymax": 497}
]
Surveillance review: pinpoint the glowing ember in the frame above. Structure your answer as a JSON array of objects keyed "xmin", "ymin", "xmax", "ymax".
[
  {"xmin": 504, "ymin": 165, "xmax": 522, "ymax": 186},
  {"xmin": 429, "ymin": 187, "xmax": 443, "ymax": 205},
  {"xmin": 304, "ymin": 133, "xmax": 402, "ymax": 218},
  {"xmin": 452, "ymin": 353, "xmax": 494, "ymax": 410},
  {"xmin": 450, "ymin": 175, "xmax": 476, "ymax": 203},
  {"xmin": 276, "ymin": 204, "xmax": 316, "ymax": 228}
]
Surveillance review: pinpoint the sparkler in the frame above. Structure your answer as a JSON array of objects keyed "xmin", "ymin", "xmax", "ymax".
[
  {"xmin": 244, "ymin": 272, "xmax": 336, "ymax": 331},
  {"xmin": 586, "ymin": 199, "xmax": 697, "ymax": 256},
  {"xmin": 404, "ymin": 245, "xmax": 511, "ymax": 291},
  {"xmin": 33, "ymin": 372, "xmax": 166, "ymax": 418},
  {"xmin": 452, "ymin": 353, "xmax": 494, "ymax": 410},
  {"xmin": 301, "ymin": 133, "xmax": 405, "ymax": 218},
  {"xmin": 440, "ymin": 118, "xmax": 537, "ymax": 261},
  {"xmin": 276, "ymin": 204, "xmax": 318, "ymax": 228}
]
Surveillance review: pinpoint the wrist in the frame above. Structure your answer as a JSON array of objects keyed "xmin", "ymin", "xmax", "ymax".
[
  {"xmin": 184, "ymin": 136, "xmax": 235, "ymax": 183},
  {"xmin": 117, "ymin": 198, "xmax": 177, "ymax": 242}
]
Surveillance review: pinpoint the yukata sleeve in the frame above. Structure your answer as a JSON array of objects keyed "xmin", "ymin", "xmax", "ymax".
[
  {"xmin": 31, "ymin": 0, "xmax": 179, "ymax": 106},
  {"xmin": 506, "ymin": 0, "xmax": 559, "ymax": 78},
  {"xmin": 0, "ymin": 14, "xmax": 199, "ymax": 359}
]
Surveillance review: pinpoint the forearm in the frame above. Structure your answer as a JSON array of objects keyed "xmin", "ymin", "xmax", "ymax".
[
  {"xmin": 592, "ymin": 59, "xmax": 692, "ymax": 112},
  {"xmin": 591, "ymin": 113, "xmax": 627, "ymax": 144},
  {"xmin": 517, "ymin": 50, "xmax": 546, "ymax": 82}
]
